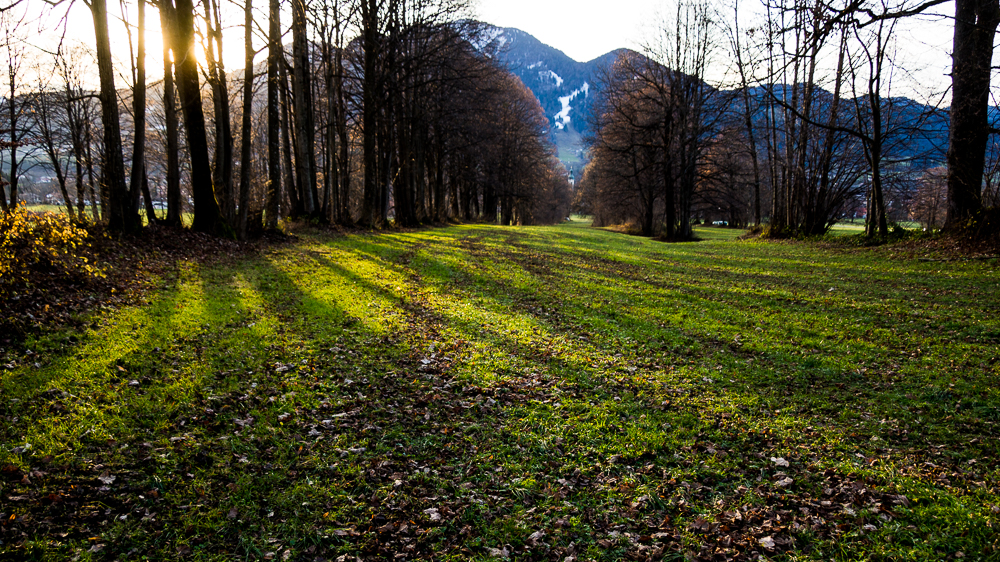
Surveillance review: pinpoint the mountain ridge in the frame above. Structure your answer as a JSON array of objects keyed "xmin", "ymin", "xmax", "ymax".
[
  {"xmin": 479, "ymin": 23, "xmax": 951, "ymax": 173},
  {"xmin": 478, "ymin": 24, "xmax": 634, "ymax": 170}
]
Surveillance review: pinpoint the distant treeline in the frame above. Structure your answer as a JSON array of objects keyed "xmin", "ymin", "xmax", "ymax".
[{"xmin": 575, "ymin": 0, "xmax": 1000, "ymax": 239}]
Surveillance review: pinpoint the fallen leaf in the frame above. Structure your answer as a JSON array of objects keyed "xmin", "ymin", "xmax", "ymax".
[
  {"xmin": 486, "ymin": 546, "xmax": 510, "ymax": 559},
  {"xmin": 759, "ymin": 536, "xmax": 775, "ymax": 550}
]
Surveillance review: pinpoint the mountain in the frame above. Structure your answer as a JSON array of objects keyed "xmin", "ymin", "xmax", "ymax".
[
  {"xmin": 477, "ymin": 24, "xmax": 952, "ymax": 173},
  {"xmin": 477, "ymin": 25, "xmax": 631, "ymax": 171}
]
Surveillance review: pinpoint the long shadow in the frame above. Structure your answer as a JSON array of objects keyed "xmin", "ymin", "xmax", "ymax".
[
  {"xmin": 4, "ymin": 224, "xmax": 997, "ymax": 560},
  {"xmin": 395, "ymin": 232, "xmax": 1000, "ymax": 457},
  {"xmin": 0, "ymin": 258, "xmax": 267, "ymax": 553}
]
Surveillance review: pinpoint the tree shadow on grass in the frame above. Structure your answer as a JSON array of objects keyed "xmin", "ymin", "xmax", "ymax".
[{"xmin": 3, "ymin": 225, "xmax": 999, "ymax": 561}]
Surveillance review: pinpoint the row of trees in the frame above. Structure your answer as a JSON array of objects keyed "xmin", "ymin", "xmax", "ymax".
[
  {"xmin": 0, "ymin": 0, "xmax": 570, "ymax": 236},
  {"xmin": 578, "ymin": 0, "xmax": 1000, "ymax": 240},
  {"xmin": 581, "ymin": 2, "xmax": 714, "ymax": 240}
]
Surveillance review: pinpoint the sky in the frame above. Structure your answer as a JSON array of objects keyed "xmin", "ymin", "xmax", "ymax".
[
  {"xmin": 476, "ymin": 0, "xmax": 663, "ymax": 63},
  {"xmin": 4, "ymin": 0, "xmax": 959, "ymax": 99},
  {"xmin": 476, "ymin": 0, "xmax": 957, "ymax": 98}
]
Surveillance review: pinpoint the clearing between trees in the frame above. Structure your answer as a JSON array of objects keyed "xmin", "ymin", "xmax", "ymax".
[{"xmin": 1, "ymin": 220, "xmax": 999, "ymax": 561}]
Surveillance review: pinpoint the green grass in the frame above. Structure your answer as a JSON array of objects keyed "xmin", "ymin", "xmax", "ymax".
[
  {"xmin": 829, "ymin": 220, "xmax": 923, "ymax": 236},
  {"xmin": 554, "ymin": 125, "xmax": 585, "ymax": 166},
  {"xmin": 24, "ymin": 204, "xmax": 193, "ymax": 227},
  {"xmin": 1, "ymin": 219, "xmax": 999, "ymax": 560}
]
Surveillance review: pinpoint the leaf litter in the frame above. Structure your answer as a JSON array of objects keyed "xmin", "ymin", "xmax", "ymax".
[{"xmin": 1, "ymin": 224, "xmax": 998, "ymax": 560}]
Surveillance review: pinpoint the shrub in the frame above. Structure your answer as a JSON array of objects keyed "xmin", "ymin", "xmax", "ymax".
[{"xmin": 0, "ymin": 205, "xmax": 104, "ymax": 297}]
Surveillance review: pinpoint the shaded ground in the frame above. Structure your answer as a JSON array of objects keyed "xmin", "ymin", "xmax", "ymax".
[
  {"xmin": 0, "ymin": 222, "xmax": 287, "ymax": 343},
  {"xmin": 1, "ymin": 219, "xmax": 999, "ymax": 561}
]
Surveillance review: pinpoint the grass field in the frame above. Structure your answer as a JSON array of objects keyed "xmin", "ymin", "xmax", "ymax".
[
  {"xmin": 827, "ymin": 220, "xmax": 924, "ymax": 236},
  {"xmin": 23, "ymin": 204, "xmax": 192, "ymax": 227},
  {"xmin": 1, "ymin": 218, "xmax": 998, "ymax": 560}
]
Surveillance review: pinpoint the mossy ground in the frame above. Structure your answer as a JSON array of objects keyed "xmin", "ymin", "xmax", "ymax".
[{"xmin": 1, "ymin": 218, "xmax": 998, "ymax": 561}]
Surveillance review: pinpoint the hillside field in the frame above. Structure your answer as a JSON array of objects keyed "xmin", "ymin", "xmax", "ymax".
[{"xmin": 1, "ymin": 219, "xmax": 998, "ymax": 561}]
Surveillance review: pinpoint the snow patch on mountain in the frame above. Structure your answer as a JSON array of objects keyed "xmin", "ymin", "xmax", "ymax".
[
  {"xmin": 470, "ymin": 25, "xmax": 509, "ymax": 51},
  {"xmin": 554, "ymin": 83, "xmax": 589, "ymax": 129},
  {"xmin": 540, "ymin": 70, "xmax": 563, "ymax": 87}
]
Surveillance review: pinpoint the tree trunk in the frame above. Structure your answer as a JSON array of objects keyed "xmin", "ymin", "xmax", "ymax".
[
  {"xmin": 3, "ymin": 62, "xmax": 17, "ymax": 211},
  {"xmin": 141, "ymin": 166, "xmax": 157, "ymax": 223},
  {"xmin": 161, "ymin": 12, "xmax": 182, "ymax": 227},
  {"xmin": 334, "ymin": 41, "xmax": 351, "ymax": 225},
  {"xmin": 165, "ymin": 0, "xmax": 225, "ymax": 235},
  {"xmin": 37, "ymin": 89, "xmax": 75, "ymax": 219},
  {"xmin": 72, "ymin": 120, "xmax": 86, "ymax": 218},
  {"xmin": 127, "ymin": 0, "xmax": 147, "ymax": 230},
  {"xmin": 278, "ymin": 54, "xmax": 300, "ymax": 215},
  {"xmin": 204, "ymin": 0, "xmax": 235, "ymax": 226},
  {"xmin": 732, "ymin": 2, "xmax": 762, "ymax": 226},
  {"xmin": 61, "ymin": 61, "xmax": 89, "ymax": 219},
  {"xmin": 360, "ymin": 0, "xmax": 381, "ymax": 227},
  {"xmin": 89, "ymin": 0, "xmax": 130, "ymax": 231},
  {"xmin": 83, "ymin": 102, "xmax": 100, "ymax": 221},
  {"xmin": 291, "ymin": 0, "xmax": 318, "ymax": 217},
  {"xmin": 945, "ymin": 0, "xmax": 1000, "ymax": 229},
  {"xmin": 817, "ymin": 28, "xmax": 847, "ymax": 236},
  {"xmin": 266, "ymin": 0, "xmax": 281, "ymax": 229},
  {"xmin": 321, "ymin": 33, "xmax": 337, "ymax": 222},
  {"xmin": 237, "ymin": 0, "xmax": 254, "ymax": 239}
]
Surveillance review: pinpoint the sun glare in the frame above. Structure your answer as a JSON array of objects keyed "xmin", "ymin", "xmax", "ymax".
[{"xmin": 52, "ymin": 0, "xmax": 245, "ymax": 86}]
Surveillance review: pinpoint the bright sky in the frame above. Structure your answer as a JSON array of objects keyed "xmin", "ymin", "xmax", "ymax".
[
  {"xmin": 476, "ymin": 0, "xmax": 663, "ymax": 62},
  {"xmin": 4, "ymin": 0, "xmax": 958, "ymax": 100},
  {"xmin": 477, "ymin": 0, "xmax": 956, "ymax": 99}
]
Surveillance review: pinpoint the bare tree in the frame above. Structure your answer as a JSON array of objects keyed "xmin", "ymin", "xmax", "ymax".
[
  {"xmin": 945, "ymin": 0, "xmax": 1000, "ymax": 229},
  {"xmin": 158, "ymin": 4, "xmax": 182, "ymax": 227},
  {"xmin": 265, "ymin": 0, "xmax": 280, "ymax": 229},
  {"xmin": 236, "ymin": 0, "xmax": 253, "ymax": 239},
  {"xmin": 161, "ymin": 0, "xmax": 226, "ymax": 234},
  {"xmin": 290, "ymin": 0, "xmax": 318, "ymax": 217},
  {"xmin": 726, "ymin": 0, "xmax": 763, "ymax": 226},
  {"xmin": 54, "ymin": 45, "xmax": 98, "ymax": 219},
  {"xmin": 83, "ymin": 0, "xmax": 131, "ymax": 230},
  {"xmin": 127, "ymin": 0, "xmax": 148, "ymax": 228},
  {"xmin": 1, "ymin": 8, "xmax": 32, "ymax": 211},
  {"xmin": 202, "ymin": 0, "xmax": 235, "ymax": 226},
  {"xmin": 32, "ymin": 66, "xmax": 76, "ymax": 218}
]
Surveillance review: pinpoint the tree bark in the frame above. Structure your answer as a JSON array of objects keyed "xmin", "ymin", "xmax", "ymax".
[
  {"xmin": 89, "ymin": 0, "xmax": 130, "ymax": 230},
  {"xmin": 360, "ymin": 0, "xmax": 381, "ymax": 227},
  {"xmin": 291, "ymin": 0, "xmax": 318, "ymax": 216},
  {"xmin": 945, "ymin": 0, "xmax": 1000, "ymax": 229},
  {"xmin": 237, "ymin": 0, "xmax": 253, "ymax": 239},
  {"xmin": 203, "ymin": 0, "xmax": 235, "ymax": 226},
  {"xmin": 278, "ymin": 56, "xmax": 300, "ymax": 215},
  {"xmin": 266, "ymin": 0, "xmax": 281, "ymax": 229},
  {"xmin": 127, "ymin": 0, "xmax": 147, "ymax": 230},
  {"xmin": 161, "ymin": 10, "xmax": 182, "ymax": 227},
  {"xmin": 165, "ymin": 0, "xmax": 226, "ymax": 235}
]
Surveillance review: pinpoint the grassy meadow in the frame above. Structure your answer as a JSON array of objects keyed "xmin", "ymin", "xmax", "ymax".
[{"xmin": 1, "ymin": 218, "xmax": 998, "ymax": 561}]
